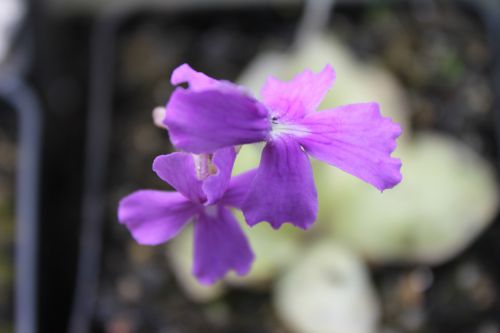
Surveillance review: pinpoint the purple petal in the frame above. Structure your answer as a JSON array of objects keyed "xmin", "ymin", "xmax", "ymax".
[
  {"xmin": 202, "ymin": 147, "xmax": 237, "ymax": 205},
  {"xmin": 164, "ymin": 88, "xmax": 271, "ymax": 153},
  {"xmin": 219, "ymin": 169, "xmax": 258, "ymax": 208},
  {"xmin": 171, "ymin": 63, "xmax": 220, "ymax": 91},
  {"xmin": 153, "ymin": 153, "xmax": 206, "ymax": 203},
  {"xmin": 261, "ymin": 65, "xmax": 335, "ymax": 121},
  {"xmin": 242, "ymin": 137, "xmax": 318, "ymax": 229},
  {"xmin": 118, "ymin": 190, "xmax": 198, "ymax": 245},
  {"xmin": 193, "ymin": 206, "xmax": 254, "ymax": 284},
  {"xmin": 298, "ymin": 102, "xmax": 402, "ymax": 191},
  {"xmin": 171, "ymin": 63, "xmax": 248, "ymax": 95}
]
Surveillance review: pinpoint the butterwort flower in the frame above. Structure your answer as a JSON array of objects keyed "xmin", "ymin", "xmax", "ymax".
[
  {"xmin": 118, "ymin": 147, "xmax": 255, "ymax": 284},
  {"xmin": 165, "ymin": 64, "xmax": 402, "ymax": 230}
]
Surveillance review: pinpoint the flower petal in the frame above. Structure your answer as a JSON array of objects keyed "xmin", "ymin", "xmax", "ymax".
[
  {"xmin": 242, "ymin": 137, "xmax": 318, "ymax": 229},
  {"xmin": 261, "ymin": 65, "xmax": 335, "ymax": 121},
  {"xmin": 193, "ymin": 206, "xmax": 254, "ymax": 284},
  {"xmin": 165, "ymin": 88, "xmax": 271, "ymax": 153},
  {"xmin": 118, "ymin": 190, "xmax": 198, "ymax": 245},
  {"xmin": 153, "ymin": 153, "xmax": 206, "ymax": 203},
  {"xmin": 298, "ymin": 102, "xmax": 402, "ymax": 191},
  {"xmin": 202, "ymin": 147, "xmax": 237, "ymax": 205},
  {"xmin": 171, "ymin": 63, "xmax": 220, "ymax": 91},
  {"xmin": 219, "ymin": 169, "xmax": 258, "ymax": 208},
  {"xmin": 171, "ymin": 63, "xmax": 247, "ymax": 95}
]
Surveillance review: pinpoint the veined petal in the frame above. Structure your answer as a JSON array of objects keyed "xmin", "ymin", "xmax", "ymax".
[
  {"xmin": 153, "ymin": 153, "xmax": 205, "ymax": 203},
  {"xmin": 242, "ymin": 137, "xmax": 318, "ymax": 229},
  {"xmin": 193, "ymin": 206, "xmax": 254, "ymax": 284},
  {"xmin": 261, "ymin": 65, "xmax": 335, "ymax": 121},
  {"xmin": 202, "ymin": 147, "xmax": 237, "ymax": 205},
  {"xmin": 298, "ymin": 102, "xmax": 402, "ymax": 191},
  {"xmin": 219, "ymin": 169, "xmax": 258, "ymax": 208},
  {"xmin": 164, "ymin": 88, "xmax": 271, "ymax": 153},
  {"xmin": 118, "ymin": 190, "xmax": 198, "ymax": 245}
]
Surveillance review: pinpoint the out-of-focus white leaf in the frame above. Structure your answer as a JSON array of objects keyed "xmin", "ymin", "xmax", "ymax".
[
  {"xmin": 319, "ymin": 133, "xmax": 498, "ymax": 264},
  {"xmin": 274, "ymin": 242, "xmax": 380, "ymax": 333},
  {"xmin": 225, "ymin": 210, "xmax": 304, "ymax": 288}
]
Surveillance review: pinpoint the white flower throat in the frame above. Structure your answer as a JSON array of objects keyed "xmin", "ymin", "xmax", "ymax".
[
  {"xmin": 270, "ymin": 115, "xmax": 310, "ymax": 139},
  {"xmin": 194, "ymin": 153, "xmax": 217, "ymax": 180}
]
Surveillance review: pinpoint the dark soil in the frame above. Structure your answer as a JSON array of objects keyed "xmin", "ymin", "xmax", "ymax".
[
  {"xmin": 0, "ymin": 104, "xmax": 16, "ymax": 333},
  {"xmin": 35, "ymin": 1, "xmax": 500, "ymax": 333}
]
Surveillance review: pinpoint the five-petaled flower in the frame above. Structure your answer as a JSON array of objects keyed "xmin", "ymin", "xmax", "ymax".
[
  {"xmin": 164, "ymin": 64, "xmax": 402, "ymax": 230},
  {"xmin": 118, "ymin": 147, "xmax": 255, "ymax": 284}
]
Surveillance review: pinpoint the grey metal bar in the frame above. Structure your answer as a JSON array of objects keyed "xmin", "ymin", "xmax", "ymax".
[{"xmin": 0, "ymin": 76, "xmax": 42, "ymax": 333}]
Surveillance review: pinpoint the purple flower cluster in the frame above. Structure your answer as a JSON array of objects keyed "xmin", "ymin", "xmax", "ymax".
[{"xmin": 118, "ymin": 64, "xmax": 402, "ymax": 284}]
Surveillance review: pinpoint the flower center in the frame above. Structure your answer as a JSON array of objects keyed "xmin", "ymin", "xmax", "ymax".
[
  {"xmin": 269, "ymin": 115, "xmax": 311, "ymax": 139},
  {"xmin": 193, "ymin": 153, "xmax": 217, "ymax": 180},
  {"xmin": 204, "ymin": 205, "xmax": 218, "ymax": 217}
]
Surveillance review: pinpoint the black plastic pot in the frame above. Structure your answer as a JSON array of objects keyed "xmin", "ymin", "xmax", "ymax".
[{"xmin": 30, "ymin": 0, "xmax": 500, "ymax": 332}]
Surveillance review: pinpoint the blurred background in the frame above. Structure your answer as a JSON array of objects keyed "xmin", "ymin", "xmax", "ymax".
[{"xmin": 2, "ymin": 0, "xmax": 500, "ymax": 332}]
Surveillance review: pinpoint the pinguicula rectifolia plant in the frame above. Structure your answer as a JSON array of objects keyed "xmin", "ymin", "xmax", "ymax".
[{"xmin": 118, "ymin": 64, "xmax": 402, "ymax": 284}]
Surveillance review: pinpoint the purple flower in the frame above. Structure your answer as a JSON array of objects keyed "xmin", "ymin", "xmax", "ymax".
[
  {"xmin": 164, "ymin": 64, "xmax": 402, "ymax": 230},
  {"xmin": 118, "ymin": 147, "xmax": 255, "ymax": 284}
]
